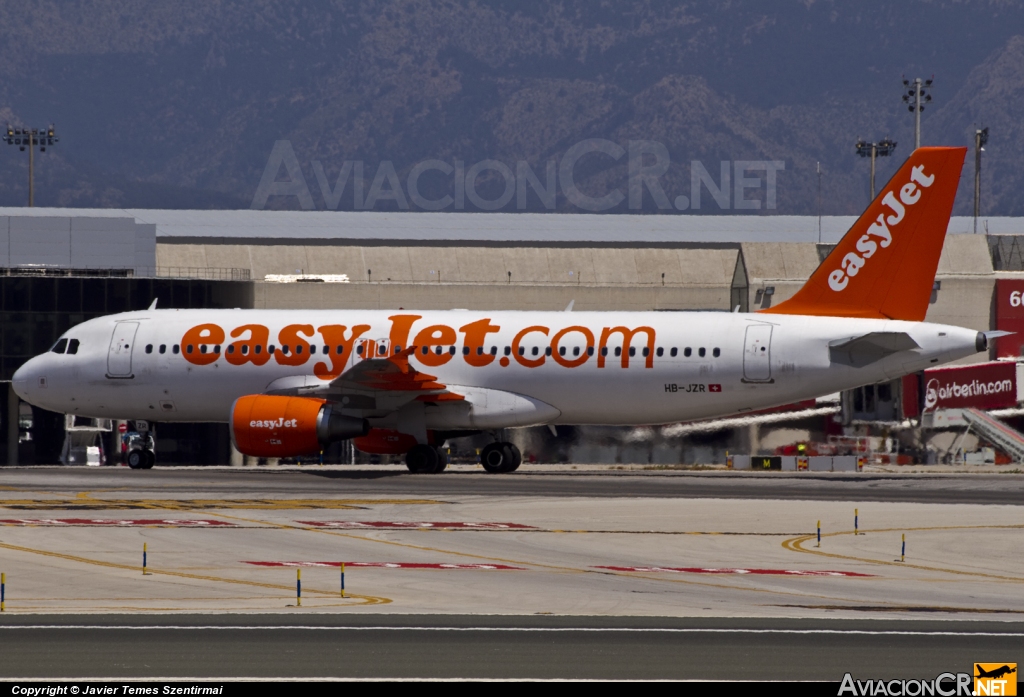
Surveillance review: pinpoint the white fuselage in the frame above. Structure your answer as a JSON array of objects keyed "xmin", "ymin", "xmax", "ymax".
[{"xmin": 12, "ymin": 309, "xmax": 981, "ymax": 429}]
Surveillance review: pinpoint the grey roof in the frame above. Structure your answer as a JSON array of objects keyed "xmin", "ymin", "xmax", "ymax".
[{"xmin": 0, "ymin": 208, "xmax": 1020, "ymax": 245}]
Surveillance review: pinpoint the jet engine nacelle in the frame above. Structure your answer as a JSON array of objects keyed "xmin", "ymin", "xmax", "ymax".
[{"xmin": 231, "ymin": 395, "xmax": 369, "ymax": 458}]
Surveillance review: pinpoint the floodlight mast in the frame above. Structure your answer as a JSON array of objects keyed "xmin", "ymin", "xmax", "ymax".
[
  {"xmin": 974, "ymin": 127, "xmax": 989, "ymax": 234},
  {"xmin": 3, "ymin": 124, "xmax": 58, "ymax": 207},
  {"xmin": 855, "ymin": 138, "xmax": 897, "ymax": 199},
  {"xmin": 902, "ymin": 77, "xmax": 933, "ymax": 150}
]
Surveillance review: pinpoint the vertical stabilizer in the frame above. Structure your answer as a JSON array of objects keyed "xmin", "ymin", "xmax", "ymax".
[{"xmin": 763, "ymin": 147, "xmax": 967, "ymax": 321}]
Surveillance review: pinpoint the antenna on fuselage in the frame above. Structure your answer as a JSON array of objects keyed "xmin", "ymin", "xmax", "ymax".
[{"xmin": 147, "ymin": 298, "xmax": 158, "ymax": 310}]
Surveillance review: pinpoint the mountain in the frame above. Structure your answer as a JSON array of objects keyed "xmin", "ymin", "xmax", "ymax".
[{"xmin": 1, "ymin": 1, "xmax": 1023, "ymax": 215}]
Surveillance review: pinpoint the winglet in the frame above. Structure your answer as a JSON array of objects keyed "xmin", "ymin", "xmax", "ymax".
[{"xmin": 762, "ymin": 147, "xmax": 967, "ymax": 321}]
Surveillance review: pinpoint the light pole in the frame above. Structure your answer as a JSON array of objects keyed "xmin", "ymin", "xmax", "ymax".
[
  {"xmin": 855, "ymin": 138, "xmax": 897, "ymax": 199},
  {"xmin": 902, "ymin": 78, "xmax": 932, "ymax": 150},
  {"xmin": 4, "ymin": 125, "xmax": 58, "ymax": 207},
  {"xmin": 974, "ymin": 127, "xmax": 989, "ymax": 234}
]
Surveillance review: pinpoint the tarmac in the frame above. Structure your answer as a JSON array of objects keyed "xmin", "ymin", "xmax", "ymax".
[{"xmin": 0, "ymin": 465, "xmax": 1021, "ymax": 679}]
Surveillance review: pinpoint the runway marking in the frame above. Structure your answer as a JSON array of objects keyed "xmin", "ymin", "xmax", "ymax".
[
  {"xmin": 296, "ymin": 522, "xmax": 802, "ymax": 535},
  {"xmin": 297, "ymin": 521, "xmax": 535, "ymax": 530},
  {"xmin": 206, "ymin": 512, "xmax": 901, "ymax": 607},
  {"xmin": 0, "ymin": 498, "xmax": 446, "ymax": 511},
  {"xmin": 781, "ymin": 524, "xmax": 1024, "ymax": 583},
  {"xmin": 246, "ymin": 561, "xmax": 525, "ymax": 570},
  {"xmin": 595, "ymin": 566, "xmax": 873, "ymax": 577},
  {"xmin": 0, "ymin": 626, "xmax": 1021, "ymax": 637},
  {"xmin": 0, "ymin": 518, "xmax": 237, "ymax": 527},
  {"xmin": 0, "ymin": 540, "xmax": 391, "ymax": 606}
]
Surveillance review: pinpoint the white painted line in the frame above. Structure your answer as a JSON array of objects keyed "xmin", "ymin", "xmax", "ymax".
[{"xmin": 0, "ymin": 626, "xmax": 1020, "ymax": 637}]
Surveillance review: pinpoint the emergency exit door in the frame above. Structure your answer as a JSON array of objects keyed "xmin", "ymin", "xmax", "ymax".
[
  {"xmin": 743, "ymin": 324, "xmax": 773, "ymax": 382},
  {"xmin": 107, "ymin": 321, "xmax": 139, "ymax": 378}
]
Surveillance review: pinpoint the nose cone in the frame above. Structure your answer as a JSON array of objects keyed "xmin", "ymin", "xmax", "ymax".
[{"xmin": 12, "ymin": 357, "xmax": 43, "ymax": 403}]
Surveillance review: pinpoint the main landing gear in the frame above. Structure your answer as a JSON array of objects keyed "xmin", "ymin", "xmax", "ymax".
[
  {"xmin": 480, "ymin": 442, "xmax": 522, "ymax": 474},
  {"xmin": 127, "ymin": 449, "xmax": 155, "ymax": 470},
  {"xmin": 405, "ymin": 444, "xmax": 449, "ymax": 474}
]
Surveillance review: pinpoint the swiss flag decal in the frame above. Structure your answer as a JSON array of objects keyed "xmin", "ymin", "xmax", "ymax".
[{"xmin": 709, "ymin": 384, "xmax": 722, "ymax": 392}]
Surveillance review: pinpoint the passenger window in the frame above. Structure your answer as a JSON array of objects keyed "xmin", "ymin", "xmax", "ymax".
[
  {"xmin": 531, "ymin": 347, "xmax": 539, "ymax": 356},
  {"xmin": 241, "ymin": 345, "xmax": 249, "ymax": 355},
  {"xmin": 254, "ymin": 345, "xmax": 261, "ymax": 354},
  {"xmin": 670, "ymin": 347, "xmax": 677, "ymax": 357},
  {"xmin": 448, "ymin": 346, "xmax": 456, "ymax": 355},
  {"xmin": 145, "ymin": 344, "xmax": 153, "ymax": 354},
  {"xmin": 421, "ymin": 346, "xmax": 429, "ymax": 355},
  {"xmin": 310, "ymin": 345, "xmax": 316, "ymax": 354},
  {"xmin": 174, "ymin": 345, "xmax": 182, "ymax": 354},
  {"xmin": 684, "ymin": 347, "xmax": 692, "ymax": 357},
  {"xmin": 268, "ymin": 345, "xmax": 276, "ymax": 354},
  {"xmin": 51, "ymin": 339, "xmax": 68, "ymax": 354},
  {"xmin": 227, "ymin": 345, "xmax": 235, "ymax": 354},
  {"xmin": 601, "ymin": 347, "xmax": 608, "ymax": 356},
  {"xmin": 699, "ymin": 347, "xmax": 706, "ymax": 357},
  {"xmin": 713, "ymin": 347, "xmax": 721, "ymax": 358},
  {"xmin": 477, "ymin": 346, "xmax": 484, "ymax": 356},
  {"xmin": 337, "ymin": 346, "xmax": 345, "ymax": 355},
  {"xmin": 572, "ymin": 347, "xmax": 579, "ymax": 357},
  {"xmin": 199, "ymin": 345, "xmax": 206, "ymax": 354},
  {"xmin": 545, "ymin": 347, "xmax": 552, "ymax": 356},
  {"xmin": 490, "ymin": 346, "xmax": 497, "ymax": 355},
  {"xmin": 504, "ymin": 346, "xmax": 511, "ymax": 356},
  {"xmin": 518, "ymin": 346, "xmax": 525, "ymax": 356},
  {"xmin": 296, "ymin": 345, "xmax": 303, "ymax": 354},
  {"xmin": 463, "ymin": 346, "xmax": 470, "ymax": 355},
  {"xmin": 656, "ymin": 347, "xmax": 663, "ymax": 357},
  {"xmin": 587, "ymin": 347, "xmax": 594, "ymax": 356},
  {"xmin": 641, "ymin": 347, "xmax": 649, "ymax": 357},
  {"xmin": 159, "ymin": 345, "xmax": 166, "ymax": 354},
  {"xmin": 629, "ymin": 347, "xmax": 636, "ymax": 357},
  {"xmin": 214, "ymin": 345, "xmax": 221, "ymax": 354},
  {"xmin": 615, "ymin": 347, "xmax": 622, "ymax": 357}
]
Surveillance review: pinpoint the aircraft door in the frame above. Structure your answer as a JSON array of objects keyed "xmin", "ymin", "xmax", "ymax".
[
  {"xmin": 107, "ymin": 321, "xmax": 139, "ymax": 378},
  {"xmin": 743, "ymin": 324, "xmax": 773, "ymax": 382}
]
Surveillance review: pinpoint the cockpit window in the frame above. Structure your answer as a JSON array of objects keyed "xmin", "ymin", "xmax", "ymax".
[
  {"xmin": 51, "ymin": 339, "xmax": 68, "ymax": 354},
  {"xmin": 67, "ymin": 339, "xmax": 80, "ymax": 355}
]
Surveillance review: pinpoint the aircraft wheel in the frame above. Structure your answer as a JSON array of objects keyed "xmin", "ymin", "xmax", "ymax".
[
  {"xmin": 406, "ymin": 444, "xmax": 439, "ymax": 474},
  {"xmin": 141, "ymin": 450, "xmax": 156, "ymax": 470},
  {"xmin": 480, "ymin": 442, "xmax": 510, "ymax": 473},
  {"xmin": 500, "ymin": 442, "xmax": 522, "ymax": 472},
  {"xmin": 434, "ymin": 447, "xmax": 449, "ymax": 473},
  {"xmin": 127, "ymin": 450, "xmax": 146, "ymax": 470}
]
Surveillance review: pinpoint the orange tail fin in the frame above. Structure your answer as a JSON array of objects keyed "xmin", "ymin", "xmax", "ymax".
[{"xmin": 763, "ymin": 146, "xmax": 967, "ymax": 321}]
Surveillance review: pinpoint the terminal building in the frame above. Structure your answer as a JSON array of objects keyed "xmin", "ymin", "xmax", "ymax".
[{"xmin": 2, "ymin": 207, "xmax": 1024, "ymax": 466}]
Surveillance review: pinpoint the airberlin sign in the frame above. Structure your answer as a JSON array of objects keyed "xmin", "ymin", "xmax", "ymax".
[
  {"xmin": 181, "ymin": 314, "xmax": 659, "ymax": 377},
  {"xmin": 922, "ymin": 361, "xmax": 1018, "ymax": 411}
]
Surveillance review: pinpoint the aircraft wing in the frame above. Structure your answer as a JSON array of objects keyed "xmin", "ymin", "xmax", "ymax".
[
  {"xmin": 828, "ymin": 331, "xmax": 920, "ymax": 368},
  {"xmin": 262, "ymin": 347, "xmax": 464, "ymax": 416}
]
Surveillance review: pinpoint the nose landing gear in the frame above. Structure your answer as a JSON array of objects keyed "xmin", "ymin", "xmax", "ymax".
[
  {"xmin": 480, "ymin": 442, "xmax": 522, "ymax": 473},
  {"xmin": 127, "ymin": 449, "xmax": 155, "ymax": 470}
]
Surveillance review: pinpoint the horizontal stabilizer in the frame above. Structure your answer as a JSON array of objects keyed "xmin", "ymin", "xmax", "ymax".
[{"xmin": 828, "ymin": 331, "xmax": 920, "ymax": 368}]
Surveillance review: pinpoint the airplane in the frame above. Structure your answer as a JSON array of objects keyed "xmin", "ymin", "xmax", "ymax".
[
  {"xmin": 13, "ymin": 146, "xmax": 994, "ymax": 473},
  {"xmin": 975, "ymin": 665, "xmax": 1016, "ymax": 680}
]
